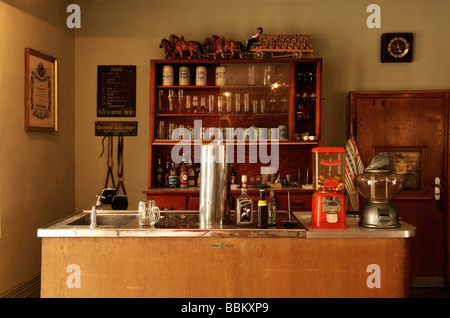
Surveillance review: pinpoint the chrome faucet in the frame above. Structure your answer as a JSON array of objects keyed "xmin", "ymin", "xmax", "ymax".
[{"xmin": 90, "ymin": 195, "xmax": 104, "ymax": 228}]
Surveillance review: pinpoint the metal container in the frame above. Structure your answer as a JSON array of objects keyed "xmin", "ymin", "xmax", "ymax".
[{"xmin": 199, "ymin": 143, "xmax": 230, "ymax": 228}]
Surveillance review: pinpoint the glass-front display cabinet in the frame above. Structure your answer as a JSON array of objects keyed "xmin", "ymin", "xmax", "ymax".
[{"xmin": 146, "ymin": 58, "xmax": 322, "ymax": 209}]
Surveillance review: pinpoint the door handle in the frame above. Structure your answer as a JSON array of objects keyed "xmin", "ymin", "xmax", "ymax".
[{"xmin": 432, "ymin": 177, "xmax": 441, "ymax": 201}]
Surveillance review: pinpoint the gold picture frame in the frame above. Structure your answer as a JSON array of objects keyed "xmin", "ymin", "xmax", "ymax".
[{"xmin": 25, "ymin": 48, "xmax": 58, "ymax": 132}]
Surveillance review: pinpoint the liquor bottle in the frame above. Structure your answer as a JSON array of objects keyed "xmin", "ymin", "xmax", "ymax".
[
  {"xmin": 230, "ymin": 164, "xmax": 236, "ymax": 185},
  {"xmin": 179, "ymin": 156, "xmax": 188, "ymax": 188},
  {"xmin": 163, "ymin": 160, "xmax": 171, "ymax": 187},
  {"xmin": 257, "ymin": 190, "xmax": 268, "ymax": 228},
  {"xmin": 187, "ymin": 160, "xmax": 195, "ymax": 187},
  {"xmin": 267, "ymin": 190, "xmax": 277, "ymax": 226},
  {"xmin": 156, "ymin": 158, "xmax": 164, "ymax": 187},
  {"xmin": 195, "ymin": 163, "xmax": 201, "ymax": 187},
  {"xmin": 168, "ymin": 162, "xmax": 178, "ymax": 188},
  {"xmin": 236, "ymin": 175, "xmax": 253, "ymax": 226}
]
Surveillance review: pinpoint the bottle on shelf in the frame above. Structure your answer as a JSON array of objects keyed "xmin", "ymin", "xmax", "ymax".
[
  {"xmin": 187, "ymin": 160, "xmax": 196, "ymax": 187},
  {"xmin": 236, "ymin": 175, "xmax": 253, "ymax": 226},
  {"xmin": 156, "ymin": 158, "xmax": 164, "ymax": 187},
  {"xmin": 163, "ymin": 160, "xmax": 171, "ymax": 187},
  {"xmin": 195, "ymin": 163, "xmax": 201, "ymax": 187},
  {"xmin": 179, "ymin": 156, "xmax": 188, "ymax": 188},
  {"xmin": 231, "ymin": 164, "xmax": 236, "ymax": 185},
  {"xmin": 169, "ymin": 162, "xmax": 178, "ymax": 188},
  {"xmin": 257, "ymin": 189, "xmax": 268, "ymax": 228},
  {"xmin": 267, "ymin": 190, "xmax": 277, "ymax": 226}
]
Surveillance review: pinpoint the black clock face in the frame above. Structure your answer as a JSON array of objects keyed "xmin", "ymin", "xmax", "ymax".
[
  {"xmin": 387, "ymin": 37, "xmax": 410, "ymax": 58},
  {"xmin": 381, "ymin": 33, "xmax": 413, "ymax": 63}
]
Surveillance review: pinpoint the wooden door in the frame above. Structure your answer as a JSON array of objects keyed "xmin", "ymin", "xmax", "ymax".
[{"xmin": 348, "ymin": 90, "xmax": 449, "ymax": 286}]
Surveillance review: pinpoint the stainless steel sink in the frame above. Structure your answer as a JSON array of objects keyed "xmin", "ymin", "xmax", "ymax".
[{"xmin": 68, "ymin": 214, "xmax": 136, "ymax": 226}]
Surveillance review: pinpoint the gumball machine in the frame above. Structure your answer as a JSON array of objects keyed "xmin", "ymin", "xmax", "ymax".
[{"xmin": 310, "ymin": 147, "xmax": 348, "ymax": 229}]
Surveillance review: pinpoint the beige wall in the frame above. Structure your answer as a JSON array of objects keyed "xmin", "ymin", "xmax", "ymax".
[
  {"xmin": 74, "ymin": 0, "xmax": 450, "ymax": 211},
  {"xmin": 1, "ymin": 0, "xmax": 449, "ymax": 293},
  {"xmin": 0, "ymin": 0, "xmax": 75, "ymax": 294}
]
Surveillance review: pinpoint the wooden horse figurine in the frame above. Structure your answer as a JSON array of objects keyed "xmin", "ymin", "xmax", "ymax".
[
  {"xmin": 168, "ymin": 34, "xmax": 202, "ymax": 59},
  {"xmin": 159, "ymin": 38, "xmax": 176, "ymax": 59}
]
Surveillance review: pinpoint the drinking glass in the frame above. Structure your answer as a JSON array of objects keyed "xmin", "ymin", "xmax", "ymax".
[
  {"xmin": 260, "ymin": 99, "xmax": 266, "ymax": 114},
  {"xmin": 168, "ymin": 123, "xmax": 176, "ymax": 140},
  {"xmin": 244, "ymin": 93, "xmax": 249, "ymax": 113},
  {"xmin": 200, "ymin": 96, "xmax": 206, "ymax": 113},
  {"xmin": 148, "ymin": 200, "xmax": 161, "ymax": 228},
  {"xmin": 269, "ymin": 95, "xmax": 276, "ymax": 113},
  {"xmin": 235, "ymin": 93, "xmax": 241, "ymax": 113},
  {"xmin": 158, "ymin": 89, "xmax": 164, "ymax": 113},
  {"xmin": 158, "ymin": 120, "xmax": 166, "ymax": 139},
  {"xmin": 252, "ymin": 100, "xmax": 258, "ymax": 114},
  {"xmin": 192, "ymin": 95, "xmax": 199, "ymax": 113},
  {"xmin": 225, "ymin": 93, "xmax": 232, "ymax": 113},
  {"xmin": 280, "ymin": 96, "xmax": 288, "ymax": 113},
  {"xmin": 217, "ymin": 95, "xmax": 224, "ymax": 113},
  {"xmin": 208, "ymin": 95, "xmax": 215, "ymax": 113},
  {"xmin": 186, "ymin": 95, "xmax": 191, "ymax": 113},
  {"xmin": 178, "ymin": 89, "xmax": 184, "ymax": 113},
  {"xmin": 168, "ymin": 89, "xmax": 175, "ymax": 113}
]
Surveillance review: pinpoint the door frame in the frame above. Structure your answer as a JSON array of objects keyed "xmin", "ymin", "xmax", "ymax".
[{"xmin": 347, "ymin": 90, "xmax": 450, "ymax": 286}]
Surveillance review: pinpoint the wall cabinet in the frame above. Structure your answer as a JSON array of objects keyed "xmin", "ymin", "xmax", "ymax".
[{"xmin": 145, "ymin": 58, "xmax": 322, "ymax": 209}]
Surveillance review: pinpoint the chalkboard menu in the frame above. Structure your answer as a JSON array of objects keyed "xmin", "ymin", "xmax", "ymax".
[{"xmin": 97, "ymin": 65, "xmax": 136, "ymax": 117}]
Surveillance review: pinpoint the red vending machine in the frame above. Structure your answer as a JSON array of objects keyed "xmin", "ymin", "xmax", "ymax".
[{"xmin": 310, "ymin": 147, "xmax": 348, "ymax": 229}]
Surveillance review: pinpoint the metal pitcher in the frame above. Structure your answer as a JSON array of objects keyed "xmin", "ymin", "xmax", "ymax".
[{"xmin": 199, "ymin": 143, "xmax": 230, "ymax": 228}]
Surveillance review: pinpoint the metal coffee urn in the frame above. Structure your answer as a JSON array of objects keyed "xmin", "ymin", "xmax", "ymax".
[{"xmin": 199, "ymin": 142, "xmax": 231, "ymax": 228}]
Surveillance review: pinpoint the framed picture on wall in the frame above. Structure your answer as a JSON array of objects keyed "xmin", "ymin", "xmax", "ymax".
[
  {"xmin": 25, "ymin": 48, "xmax": 58, "ymax": 132},
  {"xmin": 375, "ymin": 146, "xmax": 426, "ymax": 197}
]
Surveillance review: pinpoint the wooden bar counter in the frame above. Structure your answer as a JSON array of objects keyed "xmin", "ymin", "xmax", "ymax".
[{"xmin": 37, "ymin": 211, "xmax": 416, "ymax": 298}]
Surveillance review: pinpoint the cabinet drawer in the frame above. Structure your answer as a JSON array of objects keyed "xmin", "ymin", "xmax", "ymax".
[
  {"xmin": 187, "ymin": 196, "xmax": 199, "ymax": 210},
  {"xmin": 276, "ymin": 193, "xmax": 312, "ymax": 211},
  {"xmin": 147, "ymin": 195, "xmax": 187, "ymax": 210}
]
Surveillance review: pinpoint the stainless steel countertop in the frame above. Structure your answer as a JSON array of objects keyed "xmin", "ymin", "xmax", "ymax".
[
  {"xmin": 294, "ymin": 212, "xmax": 417, "ymax": 238},
  {"xmin": 37, "ymin": 210, "xmax": 416, "ymax": 239},
  {"xmin": 37, "ymin": 210, "xmax": 306, "ymax": 238}
]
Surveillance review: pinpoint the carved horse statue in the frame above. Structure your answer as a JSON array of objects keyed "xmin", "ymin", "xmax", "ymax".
[
  {"xmin": 204, "ymin": 35, "xmax": 244, "ymax": 59},
  {"xmin": 168, "ymin": 34, "xmax": 203, "ymax": 59},
  {"xmin": 159, "ymin": 38, "xmax": 176, "ymax": 59}
]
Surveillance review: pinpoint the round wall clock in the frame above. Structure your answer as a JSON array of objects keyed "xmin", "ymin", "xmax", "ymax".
[{"xmin": 381, "ymin": 33, "xmax": 413, "ymax": 63}]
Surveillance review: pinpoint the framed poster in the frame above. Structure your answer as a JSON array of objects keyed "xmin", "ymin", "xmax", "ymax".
[
  {"xmin": 376, "ymin": 146, "xmax": 426, "ymax": 196},
  {"xmin": 25, "ymin": 48, "xmax": 58, "ymax": 132},
  {"xmin": 97, "ymin": 65, "xmax": 136, "ymax": 117}
]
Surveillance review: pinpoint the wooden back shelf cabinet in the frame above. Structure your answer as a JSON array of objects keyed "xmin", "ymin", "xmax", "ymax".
[{"xmin": 145, "ymin": 58, "xmax": 322, "ymax": 208}]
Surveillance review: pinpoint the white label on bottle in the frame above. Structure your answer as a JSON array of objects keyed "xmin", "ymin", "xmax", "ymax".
[{"xmin": 169, "ymin": 176, "xmax": 177, "ymax": 185}]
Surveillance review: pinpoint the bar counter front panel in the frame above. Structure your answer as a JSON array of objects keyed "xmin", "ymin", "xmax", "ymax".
[{"xmin": 38, "ymin": 210, "xmax": 415, "ymax": 298}]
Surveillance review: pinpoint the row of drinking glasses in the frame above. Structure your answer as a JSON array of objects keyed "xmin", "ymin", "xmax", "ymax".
[
  {"xmin": 158, "ymin": 89, "xmax": 288, "ymax": 114},
  {"xmin": 156, "ymin": 122, "xmax": 284, "ymax": 140}
]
